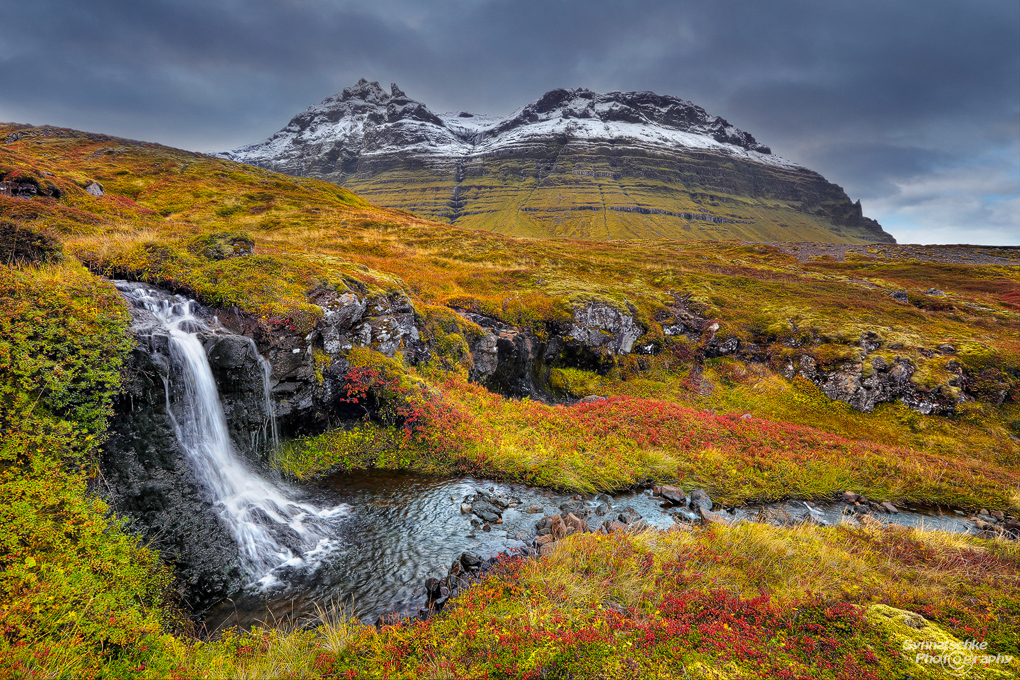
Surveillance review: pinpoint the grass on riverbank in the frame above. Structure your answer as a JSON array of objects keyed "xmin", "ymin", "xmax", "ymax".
[
  {"xmin": 272, "ymin": 351, "xmax": 1020, "ymax": 512},
  {"xmin": 6, "ymin": 521, "xmax": 1017, "ymax": 679}
]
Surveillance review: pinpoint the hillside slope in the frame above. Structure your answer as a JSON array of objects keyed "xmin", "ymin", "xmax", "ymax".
[
  {"xmin": 2, "ymin": 121, "xmax": 1019, "ymax": 679},
  {"xmin": 222, "ymin": 80, "xmax": 894, "ymax": 243}
]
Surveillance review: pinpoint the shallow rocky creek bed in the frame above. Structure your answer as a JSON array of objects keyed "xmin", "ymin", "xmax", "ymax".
[{"xmin": 203, "ymin": 470, "xmax": 1009, "ymax": 632}]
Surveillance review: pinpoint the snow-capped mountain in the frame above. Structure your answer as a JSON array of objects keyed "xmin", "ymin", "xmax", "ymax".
[
  {"xmin": 223, "ymin": 79, "xmax": 794, "ymax": 174},
  {"xmin": 221, "ymin": 80, "xmax": 892, "ymax": 243}
]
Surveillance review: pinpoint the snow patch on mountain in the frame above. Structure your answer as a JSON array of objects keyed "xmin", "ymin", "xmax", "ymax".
[{"xmin": 220, "ymin": 79, "xmax": 802, "ymax": 171}]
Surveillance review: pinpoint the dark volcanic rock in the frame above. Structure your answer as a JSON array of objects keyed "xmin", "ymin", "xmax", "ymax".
[
  {"xmin": 689, "ymin": 489, "xmax": 713, "ymax": 512},
  {"xmin": 102, "ymin": 331, "xmax": 247, "ymax": 615}
]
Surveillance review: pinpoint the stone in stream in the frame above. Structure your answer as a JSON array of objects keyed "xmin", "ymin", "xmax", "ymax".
[
  {"xmin": 991, "ymin": 510, "xmax": 1005, "ymax": 521},
  {"xmin": 601, "ymin": 519, "xmax": 629, "ymax": 534},
  {"xmin": 424, "ymin": 577, "xmax": 442, "ymax": 602},
  {"xmin": 470, "ymin": 501, "xmax": 502, "ymax": 523},
  {"xmin": 689, "ymin": 489, "xmax": 713, "ymax": 512},
  {"xmin": 617, "ymin": 507, "xmax": 642, "ymax": 524},
  {"xmin": 525, "ymin": 504, "xmax": 544, "ymax": 514},
  {"xmin": 700, "ymin": 507, "xmax": 731, "ymax": 526},
  {"xmin": 655, "ymin": 485, "xmax": 687, "ymax": 506},
  {"xmin": 759, "ymin": 506, "xmax": 795, "ymax": 527},
  {"xmin": 559, "ymin": 499, "xmax": 591, "ymax": 518},
  {"xmin": 563, "ymin": 512, "xmax": 587, "ymax": 535},
  {"xmin": 881, "ymin": 501, "xmax": 899, "ymax": 514},
  {"xmin": 594, "ymin": 501, "xmax": 610, "ymax": 516},
  {"xmin": 535, "ymin": 516, "xmax": 554, "ymax": 535},
  {"xmin": 459, "ymin": 552, "xmax": 483, "ymax": 571}
]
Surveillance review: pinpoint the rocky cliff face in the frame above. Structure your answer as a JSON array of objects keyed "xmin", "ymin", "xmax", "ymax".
[{"xmin": 221, "ymin": 79, "xmax": 893, "ymax": 243}]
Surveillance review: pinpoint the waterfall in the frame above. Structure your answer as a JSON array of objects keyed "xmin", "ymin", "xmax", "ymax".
[{"xmin": 117, "ymin": 283, "xmax": 347, "ymax": 583}]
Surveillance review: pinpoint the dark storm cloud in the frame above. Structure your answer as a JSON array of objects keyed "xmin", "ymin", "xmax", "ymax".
[{"xmin": 1, "ymin": 0, "xmax": 1016, "ymax": 243}]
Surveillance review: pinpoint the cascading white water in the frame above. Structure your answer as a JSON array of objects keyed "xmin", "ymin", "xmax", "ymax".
[{"xmin": 119, "ymin": 284, "xmax": 347, "ymax": 582}]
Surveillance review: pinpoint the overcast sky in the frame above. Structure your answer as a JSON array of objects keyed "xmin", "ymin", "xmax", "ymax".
[{"xmin": 2, "ymin": 0, "xmax": 1017, "ymax": 244}]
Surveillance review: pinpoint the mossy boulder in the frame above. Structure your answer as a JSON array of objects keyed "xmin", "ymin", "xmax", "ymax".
[{"xmin": 191, "ymin": 232, "xmax": 255, "ymax": 260}]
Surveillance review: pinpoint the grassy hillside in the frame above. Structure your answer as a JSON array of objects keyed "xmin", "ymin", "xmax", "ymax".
[
  {"xmin": 325, "ymin": 143, "xmax": 893, "ymax": 243},
  {"xmin": 1, "ymin": 122, "xmax": 1018, "ymax": 678}
]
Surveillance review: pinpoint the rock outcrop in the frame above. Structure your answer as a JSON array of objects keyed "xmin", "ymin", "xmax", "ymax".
[{"xmin": 456, "ymin": 300, "xmax": 647, "ymax": 400}]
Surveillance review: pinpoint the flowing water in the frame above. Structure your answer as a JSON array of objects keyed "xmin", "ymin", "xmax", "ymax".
[
  {"xmin": 203, "ymin": 470, "xmax": 979, "ymax": 631},
  {"xmin": 118, "ymin": 284, "xmax": 348, "ymax": 581}
]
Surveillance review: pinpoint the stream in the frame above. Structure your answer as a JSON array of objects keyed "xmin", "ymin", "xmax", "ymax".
[{"xmin": 202, "ymin": 469, "xmax": 977, "ymax": 631}]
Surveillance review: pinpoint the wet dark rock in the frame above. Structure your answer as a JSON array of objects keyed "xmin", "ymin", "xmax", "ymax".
[
  {"xmin": 459, "ymin": 552, "xmax": 482, "ymax": 570},
  {"xmin": 206, "ymin": 334, "xmax": 275, "ymax": 456},
  {"xmin": 525, "ymin": 504, "xmax": 544, "ymax": 514},
  {"xmin": 594, "ymin": 502, "xmax": 610, "ymax": 516},
  {"xmin": 689, "ymin": 489, "xmax": 713, "ymax": 512},
  {"xmin": 617, "ymin": 507, "xmax": 642, "ymax": 524},
  {"xmin": 458, "ymin": 310, "xmax": 542, "ymax": 399},
  {"xmin": 101, "ymin": 324, "xmax": 252, "ymax": 616},
  {"xmin": 470, "ymin": 501, "xmax": 502, "ymax": 523},
  {"xmin": 559, "ymin": 499, "xmax": 591, "ymax": 518}
]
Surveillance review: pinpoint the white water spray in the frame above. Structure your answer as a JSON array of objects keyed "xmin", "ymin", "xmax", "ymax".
[{"xmin": 118, "ymin": 284, "xmax": 346, "ymax": 582}]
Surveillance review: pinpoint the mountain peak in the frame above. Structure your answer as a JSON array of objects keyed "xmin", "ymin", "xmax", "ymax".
[
  {"xmin": 497, "ymin": 86, "xmax": 770, "ymax": 154},
  {"xmin": 221, "ymin": 81, "xmax": 891, "ymax": 243}
]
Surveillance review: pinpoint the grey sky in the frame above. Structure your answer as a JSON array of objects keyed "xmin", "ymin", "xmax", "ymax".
[{"xmin": 2, "ymin": 0, "xmax": 1017, "ymax": 244}]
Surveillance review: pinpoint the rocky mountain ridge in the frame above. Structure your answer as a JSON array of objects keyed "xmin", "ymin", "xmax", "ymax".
[
  {"xmin": 221, "ymin": 80, "xmax": 893, "ymax": 243},
  {"xmin": 223, "ymin": 79, "xmax": 785, "ymax": 171}
]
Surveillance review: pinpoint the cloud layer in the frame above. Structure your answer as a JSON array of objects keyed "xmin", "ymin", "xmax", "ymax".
[{"xmin": 2, "ymin": 0, "xmax": 1017, "ymax": 244}]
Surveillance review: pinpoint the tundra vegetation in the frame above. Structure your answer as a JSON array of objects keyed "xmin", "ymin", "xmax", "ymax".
[{"xmin": 1, "ymin": 123, "xmax": 1018, "ymax": 678}]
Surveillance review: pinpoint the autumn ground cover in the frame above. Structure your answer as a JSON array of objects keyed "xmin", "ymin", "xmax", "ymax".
[{"xmin": 2, "ymin": 123, "xmax": 1019, "ymax": 677}]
